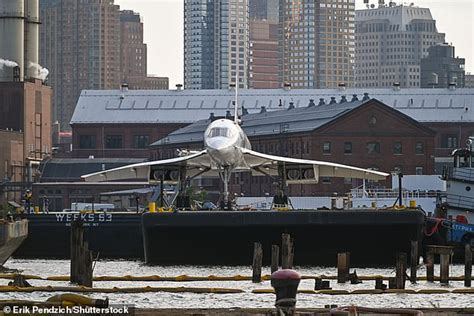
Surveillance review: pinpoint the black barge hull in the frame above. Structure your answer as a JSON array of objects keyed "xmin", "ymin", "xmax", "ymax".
[
  {"xmin": 14, "ymin": 213, "xmax": 143, "ymax": 259},
  {"xmin": 142, "ymin": 210, "xmax": 425, "ymax": 266}
]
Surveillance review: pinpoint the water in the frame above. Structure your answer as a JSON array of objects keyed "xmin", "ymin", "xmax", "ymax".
[{"xmin": 1, "ymin": 258, "xmax": 473, "ymax": 309}]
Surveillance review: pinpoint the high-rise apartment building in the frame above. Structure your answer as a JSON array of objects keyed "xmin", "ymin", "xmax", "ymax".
[
  {"xmin": 250, "ymin": 0, "xmax": 279, "ymax": 22},
  {"xmin": 279, "ymin": 0, "xmax": 355, "ymax": 89},
  {"xmin": 421, "ymin": 43, "xmax": 465, "ymax": 88},
  {"xmin": 40, "ymin": 1, "xmax": 168, "ymax": 131},
  {"xmin": 355, "ymin": 4, "xmax": 445, "ymax": 88},
  {"xmin": 120, "ymin": 10, "xmax": 146, "ymax": 89},
  {"xmin": 249, "ymin": 20, "xmax": 279, "ymax": 89},
  {"xmin": 40, "ymin": 0, "xmax": 121, "ymax": 130},
  {"xmin": 249, "ymin": 0, "xmax": 279, "ymax": 89},
  {"xmin": 184, "ymin": 0, "xmax": 250, "ymax": 90}
]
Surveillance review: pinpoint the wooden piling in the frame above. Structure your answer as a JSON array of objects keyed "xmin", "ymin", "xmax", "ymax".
[
  {"xmin": 440, "ymin": 253, "xmax": 450, "ymax": 285},
  {"xmin": 388, "ymin": 277, "xmax": 396, "ymax": 289},
  {"xmin": 70, "ymin": 220, "xmax": 82, "ymax": 284},
  {"xmin": 395, "ymin": 252, "xmax": 407, "ymax": 289},
  {"xmin": 281, "ymin": 233, "xmax": 293, "ymax": 269},
  {"xmin": 314, "ymin": 277, "xmax": 322, "ymax": 290},
  {"xmin": 271, "ymin": 245, "xmax": 279, "ymax": 273},
  {"xmin": 337, "ymin": 252, "xmax": 350, "ymax": 283},
  {"xmin": 252, "ymin": 242, "xmax": 263, "ymax": 283},
  {"xmin": 81, "ymin": 241, "xmax": 93, "ymax": 287},
  {"xmin": 465, "ymin": 244, "xmax": 472, "ymax": 288},
  {"xmin": 426, "ymin": 251, "xmax": 435, "ymax": 282},
  {"xmin": 375, "ymin": 277, "xmax": 385, "ymax": 290},
  {"xmin": 410, "ymin": 240, "xmax": 418, "ymax": 283},
  {"xmin": 70, "ymin": 219, "xmax": 93, "ymax": 287}
]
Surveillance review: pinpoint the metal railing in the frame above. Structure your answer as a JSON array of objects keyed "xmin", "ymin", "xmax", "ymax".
[
  {"xmin": 443, "ymin": 193, "xmax": 474, "ymax": 211},
  {"xmin": 443, "ymin": 166, "xmax": 474, "ymax": 183},
  {"xmin": 349, "ymin": 186, "xmax": 438, "ymax": 199}
]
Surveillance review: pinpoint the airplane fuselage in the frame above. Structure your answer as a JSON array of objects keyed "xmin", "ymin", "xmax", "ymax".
[{"xmin": 204, "ymin": 119, "xmax": 251, "ymax": 169}]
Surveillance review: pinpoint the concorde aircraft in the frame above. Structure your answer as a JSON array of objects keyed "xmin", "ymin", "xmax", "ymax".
[{"xmin": 82, "ymin": 90, "xmax": 389, "ymax": 209}]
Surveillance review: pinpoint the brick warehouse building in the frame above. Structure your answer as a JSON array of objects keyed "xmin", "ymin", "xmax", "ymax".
[
  {"xmin": 150, "ymin": 98, "xmax": 436, "ymax": 196},
  {"xmin": 70, "ymin": 88, "xmax": 474, "ymax": 164}
]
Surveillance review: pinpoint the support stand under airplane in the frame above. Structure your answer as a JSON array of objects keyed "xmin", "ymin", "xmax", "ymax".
[{"xmin": 82, "ymin": 106, "xmax": 389, "ymax": 210}]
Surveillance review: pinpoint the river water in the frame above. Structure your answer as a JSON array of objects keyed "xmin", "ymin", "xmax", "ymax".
[{"xmin": 2, "ymin": 259, "xmax": 473, "ymax": 309}]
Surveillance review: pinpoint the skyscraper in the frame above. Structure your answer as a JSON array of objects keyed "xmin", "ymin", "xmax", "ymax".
[
  {"xmin": 40, "ymin": 0, "xmax": 121, "ymax": 130},
  {"xmin": 421, "ymin": 43, "xmax": 465, "ymax": 88},
  {"xmin": 40, "ymin": 1, "xmax": 168, "ymax": 131},
  {"xmin": 119, "ymin": 10, "xmax": 169, "ymax": 91},
  {"xmin": 184, "ymin": 0, "xmax": 250, "ymax": 89},
  {"xmin": 120, "ymin": 10, "xmax": 147, "ymax": 89},
  {"xmin": 249, "ymin": 20, "xmax": 279, "ymax": 89},
  {"xmin": 355, "ymin": 4, "xmax": 445, "ymax": 88},
  {"xmin": 250, "ymin": 0, "xmax": 278, "ymax": 22},
  {"xmin": 279, "ymin": 0, "xmax": 355, "ymax": 89}
]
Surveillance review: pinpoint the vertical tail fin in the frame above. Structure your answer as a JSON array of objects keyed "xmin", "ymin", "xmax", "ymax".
[{"xmin": 234, "ymin": 72, "xmax": 239, "ymax": 124}]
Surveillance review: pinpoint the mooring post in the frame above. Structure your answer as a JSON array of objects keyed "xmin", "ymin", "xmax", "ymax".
[
  {"xmin": 465, "ymin": 244, "xmax": 472, "ymax": 287},
  {"xmin": 375, "ymin": 277, "xmax": 386, "ymax": 290},
  {"xmin": 388, "ymin": 277, "xmax": 396, "ymax": 289},
  {"xmin": 426, "ymin": 251, "xmax": 435, "ymax": 282},
  {"xmin": 252, "ymin": 242, "xmax": 263, "ymax": 283},
  {"xmin": 70, "ymin": 220, "xmax": 83, "ymax": 284},
  {"xmin": 410, "ymin": 240, "xmax": 418, "ymax": 283},
  {"xmin": 281, "ymin": 233, "xmax": 293, "ymax": 269},
  {"xmin": 81, "ymin": 241, "xmax": 93, "ymax": 288},
  {"xmin": 440, "ymin": 252, "xmax": 450, "ymax": 285},
  {"xmin": 314, "ymin": 277, "xmax": 322, "ymax": 290},
  {"xmin": 337, "ymin": 252, "xmax": 350, "ymax": 283},
  {"xmin": 70, "ymin": 219, "xmax": 93, "ymax": 287},
  {"xmin": 395, "ymin": 252, "xmax": 407, "ymax": 289},
  {"xmin": 271, "ymin": 245, "xmax": 280, "ymax": 273}
]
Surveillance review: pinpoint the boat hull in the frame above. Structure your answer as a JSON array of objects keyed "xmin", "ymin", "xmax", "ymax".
[
  {"xmin": 142, "ymin": 210, "xmax": 425, "ymax": 266},
  {"xmin": 14, "ymin": 213, "xmax": 142, "ymax": 259}
]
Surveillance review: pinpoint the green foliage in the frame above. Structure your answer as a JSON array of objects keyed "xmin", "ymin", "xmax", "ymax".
[{"xmin": 185, "ymin": 187, "xmax": 208, "ymax": 202}]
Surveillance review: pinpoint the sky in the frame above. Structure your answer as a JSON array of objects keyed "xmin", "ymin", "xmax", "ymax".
[{"xmin": 115, "ymin": 0, "xmax": 474, "ymax": 88}]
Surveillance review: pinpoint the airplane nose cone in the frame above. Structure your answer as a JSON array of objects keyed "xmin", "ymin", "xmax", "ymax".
[{"xmin": 207, "ymin": 138, "xmax": 230, "ymax": 151}]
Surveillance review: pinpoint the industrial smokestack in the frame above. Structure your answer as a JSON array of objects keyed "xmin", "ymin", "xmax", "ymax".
[
  {"xmin": 0, "ymin": 0, "xmax": 25, "ymax": 82},
  {"xmin": 27, "ymin": 61, "xmax": 49, "ymax": 81},
  {"xmin": 25, "ymin": 0, "xmax": 40, "ymax": 80},
  {"xmin": 13, "ymin": 66, "xmax": 20, "ymax": 82}
]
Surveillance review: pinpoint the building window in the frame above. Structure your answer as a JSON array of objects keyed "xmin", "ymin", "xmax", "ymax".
[
  {"xmin": 415, "ymin": 167, "xmax": 423, "ymax": 175},
  {"xmin": 79, "ymin": 135, "xmax": 96, "ymax": 149},
  {"xmin": 105, "ymin": 135, "xmax": 123, "ymax": 149},
  {"xmin": 366, "ymin": 142, "xmax": 380, "ymax": 154},
  {"xmin": 344, "ymin": 142, "xmax": 352, "ymax": 154},
  {"xmin": 442, "ymin": 135, "xmax": 458, "ymax": 149},
  {"xmin": 133, "ymin": 135, "xmax": 149, "ymax": 148},
  {"xmin": 393, "ymin": 142, "xmax": 402, "ymax": 155},
  {"xmin": 323, "ymin": 141, "xmax": 331, "ymax": 154},
  {"xmin": 415, "ymin": 142, "xmax": 424, "ymax": 154}
]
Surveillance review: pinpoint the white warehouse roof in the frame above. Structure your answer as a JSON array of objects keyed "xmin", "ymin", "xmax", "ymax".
[{"xmin": 70, "ymin": 88, "xmax": 474, "ymax": 125}]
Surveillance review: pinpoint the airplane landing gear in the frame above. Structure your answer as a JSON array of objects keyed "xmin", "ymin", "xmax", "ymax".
[
  {"xmin": 219, "ymin": 200, "xmax": 232, "ymax": 210},
  {"xmin": 219, "ymin": 166, "xmax": 233, "ymax": 210}
]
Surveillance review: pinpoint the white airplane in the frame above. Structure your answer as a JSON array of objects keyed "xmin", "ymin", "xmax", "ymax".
[{"xmin": 82, "ymin": 95, "xmax": 389, "ymax": 209}]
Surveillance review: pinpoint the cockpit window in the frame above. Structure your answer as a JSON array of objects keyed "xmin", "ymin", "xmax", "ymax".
[{"xmin": 208, "ymin": 127, "xmax": 232, "ymax": 138}]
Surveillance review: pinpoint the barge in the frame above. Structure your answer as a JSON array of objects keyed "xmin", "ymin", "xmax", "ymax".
[
  {"xmin": 142, "ymin": 209, "xmax": 425, "ymax": 266},
  {"xmin": 14, "ymin": 208, "xmax": 425, "ymax": 267},
  {"xmin": 14, "ymin": 212, "xmax": 142, "ymax": 259}
]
